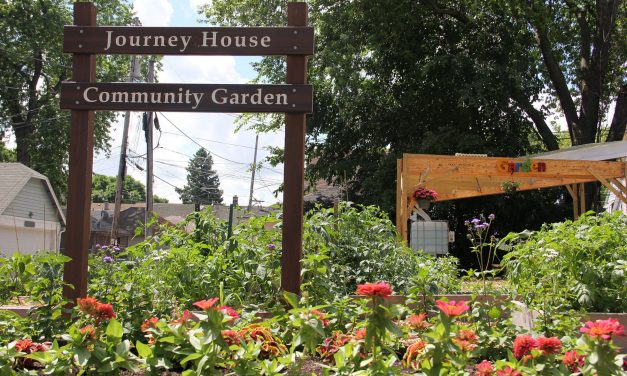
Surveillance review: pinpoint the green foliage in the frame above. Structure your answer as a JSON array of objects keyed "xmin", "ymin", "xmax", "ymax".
[
  {"xmin": 0, "ymin": 0, "xmax": 148, "ymax": 198},
  {"xmin": 91, "ymin": 174, "xmax": 147, "ymax": 203},
  {"xmin": 503, "ymin": 212, "xmax": 627, "ymax": 313},
  {"xmin": 176, "ymin": 148, "xmax": 223, "ymax": 205}
]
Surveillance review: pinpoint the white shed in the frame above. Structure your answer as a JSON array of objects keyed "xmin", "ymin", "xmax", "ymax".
[{"xmin": 0, "ymin": 163, "xmax": 66, "ymax": 256}]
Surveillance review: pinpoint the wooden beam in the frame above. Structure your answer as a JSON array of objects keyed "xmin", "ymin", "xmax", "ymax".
[
  {"xmin": 571, "ymin": 184, "xmax": 580, "ymax": 220},
  {"xmin": 587, "ymin": 168, "xmax": 627, "ymax": 205},
  {"xmin": 402, "ymin": 155, "xmax": 409, "ymax": 242},
  {"xmin": 396, "ymin": 159, "xmax": 402, "ymax": 235},
  {"xmin": 578, "ymin": 183, "xmax": 585, "ymax": 215},
  {"xmin": 564, "ymin": 184, "xmax": 576, "ymax": 200},
  {"xmin": 610, "ymin": 178, "xmax": 627, "ymax": 197}
]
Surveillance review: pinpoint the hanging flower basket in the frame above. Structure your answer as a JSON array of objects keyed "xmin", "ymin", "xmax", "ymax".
[{"xmin": 409, "ymin": 187, "xmax": 439, "ymax": 211}]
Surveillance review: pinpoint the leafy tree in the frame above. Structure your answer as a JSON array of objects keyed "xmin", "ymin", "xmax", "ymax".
[
  {"xmin": 92, "ymin": 174, "xmax": 145, "ymax": 203},
  {"xmin": 176, "ymin": 148, "xmax": 223, "ymax": 205},
  {"xmin": 0, "ymin": 139, "xmax": 15, "ymax": 162},
  {"xmin": 0, "ymin": 0, "xmax": 142, "ymax": 199},
  {"xmin": 153, "ymin": 195, "xmax": 169, "ymax": 203},
  {"xmin": 204, "ymin": 0, "xmax": 625, "ymax": 213}
]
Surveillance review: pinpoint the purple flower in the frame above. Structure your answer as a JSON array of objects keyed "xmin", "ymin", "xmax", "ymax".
[
  {"xmin": 488, "ymin": 213, "xmax": 495, "ymax": 221},
  {"xmin": 267, "ymin": 243, "xmax": 276, "ymax": 250},
  {"xmin": 103, "ymin": 256, "xmax": 114, "ymax": 263},
  {"xmin": 101, "ymin": 245, "xmax": 109, "ymax": 250},
  {"xmin": 113, "ymin": 246, "xmax": 121, "ymax": 252},
  {"xmin": 471, "ymin": 218, "xmax": 481, "ymax": 225},
  {"xmin": 95, "ymin": 244, "xmax": 101, "ymax": 249}
]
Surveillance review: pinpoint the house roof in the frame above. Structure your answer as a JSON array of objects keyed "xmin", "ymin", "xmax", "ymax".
[
  {"xmin": 530, "ymin": 140, "xmax": 627, "ymax": 161},
  {"xmin": 0, "ymin": 163, "xmax": 65, "ymax": 225}
]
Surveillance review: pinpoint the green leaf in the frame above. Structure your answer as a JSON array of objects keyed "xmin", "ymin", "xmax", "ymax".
[
  {"xmin": 106, "ymin": 318, "xmax": 123, "ymax": 340},
  {"xmin": 135, "ymin": 341, "xmax": 152, "ymax": 358}
]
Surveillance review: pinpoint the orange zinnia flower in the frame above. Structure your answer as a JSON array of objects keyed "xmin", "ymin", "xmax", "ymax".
[{"xmin": 193, "ymin": 298, "xmax": 220, "ymax": 311}]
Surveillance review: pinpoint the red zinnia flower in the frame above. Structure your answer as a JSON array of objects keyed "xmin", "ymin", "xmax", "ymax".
[
  {"xmin": 355, "ymin": 282, "xmax": 393, "ymax": 297},
  {"xmin": 193, "ymin": 297, "xmax": 220, "ymax": 311},
  {"xmin": 475, "ymin": 360, "xmax": 495, "ymax": 376},
  {"xmin": 512, "ymin": 335, "xmax": 537, "ymax": 359},
  {"xmin": 435, "ymin": 300, "xmax": 470, "ymax": 317},
  {"xmin": 14, "ymin": 339, "xmax": 34, "ymax": 352},
  {"xmin": 219, "ymin": 305, "xmax": 240, "ymax": 322},
  {"xmin": 562, "ymin": 350, "xmax": 585, "ymax": 373},
  {"xmin": 497, "ymin": 367, "xmax": 521, "ymax": 376},
  {"xmin": 580, "ymin": 318, "xmax": 625, "ymax": 340},
  {"xmin": 536, "ymin": 336, "xmax": 562, "ymax": 355},
  {"xmin": 77, "ymin": 297, "xmax": 100, "ymax": 316},
  {"xmin": 141, "ymin": 317, "xmax": 160, "ymax": 332},
  {"xmin": 95, "ymin": 303, "xmax": 116, "ymax": 322}
]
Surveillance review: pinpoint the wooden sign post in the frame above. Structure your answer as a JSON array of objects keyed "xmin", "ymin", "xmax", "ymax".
[{"xmin": 61, "ymin": 2, "xmax": 312, "ymax": 302}]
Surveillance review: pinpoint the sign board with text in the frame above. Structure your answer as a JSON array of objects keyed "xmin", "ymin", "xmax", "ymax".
[
  {"xmin": 61, "ymin": 83, "xmax": 313, "ymax": 113},
  {"xmin": 64, "ymin": 26, "xmax": 314, "ymax": 55}
]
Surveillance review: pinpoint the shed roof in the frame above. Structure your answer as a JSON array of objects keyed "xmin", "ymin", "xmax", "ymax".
[
  {"xmin": 0, "ymin": 163, "xmax": 65, "ymax": 225},
  {"xmin": 530, "ymin": 140, "xmax": 627, "ymax": 161}
]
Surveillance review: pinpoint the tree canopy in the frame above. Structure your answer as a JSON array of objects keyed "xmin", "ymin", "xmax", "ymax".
[
  {"xmin": 91, "ymin": 173, "xmax": 168, "ymax": 204},
  {"xmin": 176, "ymin": 148, "xmax": 223, "ymax": 205},
  {"xmin": 203, "ymin": 0, "xmax": 625, "ymax": 212},
  {"xmin": 0, "ymin": 0, "xmax": 143, "ymax": 200}
]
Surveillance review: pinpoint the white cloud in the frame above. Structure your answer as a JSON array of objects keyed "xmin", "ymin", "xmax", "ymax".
[{"xmin": 133, "ymin": 0, "xmax": 174, "ymax": 26}]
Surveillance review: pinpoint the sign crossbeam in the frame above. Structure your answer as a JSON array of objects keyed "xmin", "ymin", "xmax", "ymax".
[
  {"xmin": 64, "ymin": 26, "xmax": 314, "ymax": 55},
  {"xmin": 61, "ymin": 83, "xmax": 313, "ymax": 113}
]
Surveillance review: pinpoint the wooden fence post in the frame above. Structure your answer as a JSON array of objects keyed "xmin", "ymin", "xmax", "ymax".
[
  {"xmin": 281, "ymin": 2, "xmax": 308, "ymax": 295},
  {"xmin": 62, "ymin": 2, "xmax": 96, "ymax": 303}
]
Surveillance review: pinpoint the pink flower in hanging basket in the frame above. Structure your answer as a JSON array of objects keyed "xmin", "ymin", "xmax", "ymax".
[{"xmin": 412, "ymin": 187, "xmax": 439, "ymax": 202}]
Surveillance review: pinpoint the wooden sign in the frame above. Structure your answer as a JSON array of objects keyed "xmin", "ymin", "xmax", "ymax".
[
  {"xmin": 61, "ymin": 83, "xmax": 313, "ymax": 113},
  {"xmin": 64, "ymin": 26, "xmax": 314, "ymax": 55}
]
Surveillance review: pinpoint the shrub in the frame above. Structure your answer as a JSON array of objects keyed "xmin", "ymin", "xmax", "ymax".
[{"xmin": 503, "ymin": 212, "xmax": 627, "ymax": 313}]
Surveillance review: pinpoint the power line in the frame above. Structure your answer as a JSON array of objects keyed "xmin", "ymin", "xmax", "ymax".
[
  {"xmin": 157, "ymin": 112, "xmax": 248, "ymax": 165},
  {"xmin": 160, "ymin": 130, "xmax": 256, "ymax": 149}
]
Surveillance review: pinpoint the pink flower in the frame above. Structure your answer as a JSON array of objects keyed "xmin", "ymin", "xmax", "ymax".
[
  {"xmin": 536, "ymin": 336, "xmax": 562, "ymax": 355},
  {"xmin": 435, "ymin": 300, "xmax": 470, "ymax": 317},
  {"xmin": 580, "ymin": 318, "xmax": 625, "ymax": 340},
  {"xmin": 355, "ymin": 282, "xmax": 393, "ymax": 297},
  {"xmin": 497, "ymin": 367, "xmax": 521, "ymax": 376},
  {"xmin": 219, "ymin": 305, "xmax": 240, "ymax": 322},
  {"xmin": 513, "ymin": 335, "xmax": 537, "ymax": 359},
  {"xmin": 193, "ymin": 298, "xmax": 220, "ymax": 311},
  {"xmin": 475, "ymin": 360, "xmax": 495, "ymax": 376}
]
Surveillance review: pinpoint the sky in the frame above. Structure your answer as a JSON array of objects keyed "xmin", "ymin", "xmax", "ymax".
[{"xmin": 92, "ymin": 0, "xmax": 286, "ymax": 206}]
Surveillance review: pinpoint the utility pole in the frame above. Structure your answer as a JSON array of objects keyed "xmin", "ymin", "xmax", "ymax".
[
  {"xmin": 145, "ymin": 59, "xmax": 155, "ymax": 237},
  {"xmin": 111, "ymin": 55, "xmax": 141, "ymax": 243},
  {"xmin": 111, "ymin": 18, "xmax": 141, "ymax": 244},
  {"xmin": 247, "ymin": 134, "xmax": 259, "ymax": 211}
]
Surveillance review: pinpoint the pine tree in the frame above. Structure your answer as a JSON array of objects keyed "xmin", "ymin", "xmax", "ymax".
[{"xmin": 176, "ymin": 148, "xmax": 223, "ymax": 205}]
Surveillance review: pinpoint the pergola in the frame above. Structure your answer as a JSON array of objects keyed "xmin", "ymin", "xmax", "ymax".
[{"xmin": 396, "ymin": 143, "xmax": 627, "ymax": 241}]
